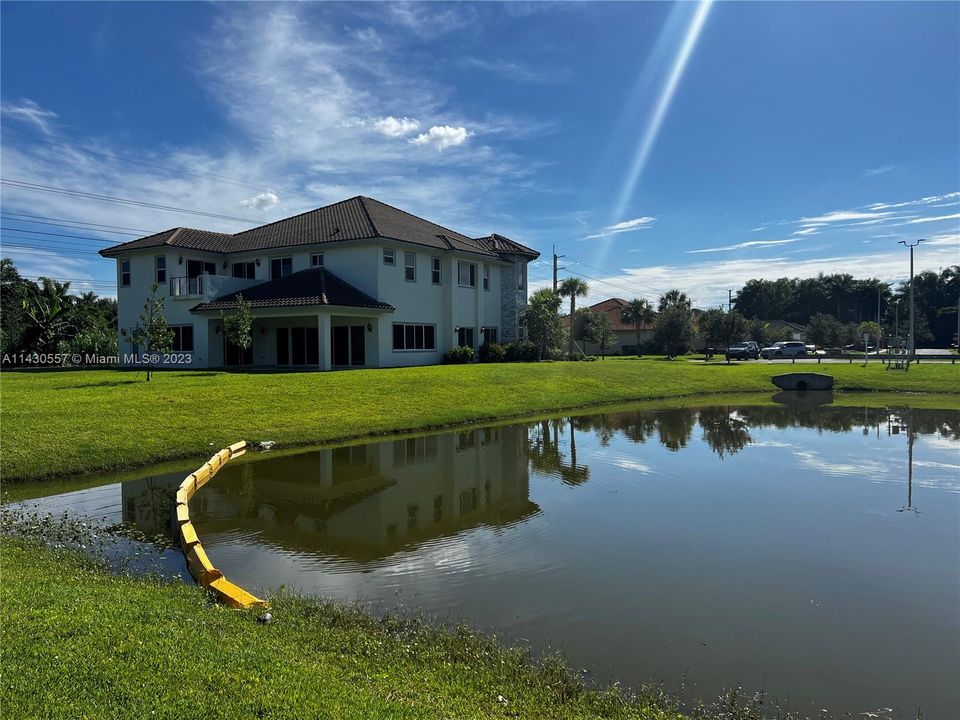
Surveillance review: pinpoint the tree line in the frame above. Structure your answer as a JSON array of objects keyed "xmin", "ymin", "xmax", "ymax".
[{"xmin": 732, "ymin": 269, "xmax": 959, "ymax": 347}]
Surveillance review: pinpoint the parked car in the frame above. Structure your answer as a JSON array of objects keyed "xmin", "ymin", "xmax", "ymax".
[
  {"xmin": 761, "ymin": 341, "xmax": 807, "ymax": 359},
  {"xmin": 725, "ymin": 341, "xmax": 760, "ymax": 360}
]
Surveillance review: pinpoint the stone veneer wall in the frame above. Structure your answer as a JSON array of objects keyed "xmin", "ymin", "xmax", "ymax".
[{"xmin": 499, "ymin": 254, "xmax": 528, "ymax": 343}]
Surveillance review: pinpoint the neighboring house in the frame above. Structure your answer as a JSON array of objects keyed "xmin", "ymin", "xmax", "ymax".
[
  {"xmin": 761, "ymin": 320, "xmax": 806, "ymax": 341},
  {"xmin": 99, "ymin": 196, "xmax": 539, "ymax": 370},
  {"xmin": 563, "ymin": 298, "xmax": 655, "ymax": 355}
]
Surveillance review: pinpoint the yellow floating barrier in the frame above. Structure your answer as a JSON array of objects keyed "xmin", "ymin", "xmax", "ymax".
[
  {"xmin": 175, "ymin": 440, "xmax": 267, "ymax": 610},
  {"xmin": 179, "ymin": 521, "xmax": 199, "ymax": 551}
]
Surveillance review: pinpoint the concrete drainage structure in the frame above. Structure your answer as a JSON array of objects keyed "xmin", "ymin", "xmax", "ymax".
[
  {"xmin": 771, "ymin": 372, "xmax": 835, "ymax": 392},
  {"xmin": 174, "ymin": 440, "xmax": 267, "ymax": 610}
]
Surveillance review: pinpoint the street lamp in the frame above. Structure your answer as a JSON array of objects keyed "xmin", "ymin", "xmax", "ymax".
[{"xmin": 898, "ymin": 239, "xmax": 925, "ymax": 358}]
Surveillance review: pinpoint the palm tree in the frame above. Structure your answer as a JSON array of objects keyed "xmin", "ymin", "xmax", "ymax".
[
  {"xmin": 558, "ymin": 277, "xmax": 589, "ymax": 358},
  {"xmin": 621, "ymin": 298, "xmax": 655, "ymax": 356},
  {"xmin": 658, "ymin": 289, "xmax": 691, "ymax": 312}
]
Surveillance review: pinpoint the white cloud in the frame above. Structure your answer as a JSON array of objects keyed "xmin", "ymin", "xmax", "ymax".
[
  {"xmin": 862, "ymin": 165, "xmax": 894, "ymax": 178},
  {"xmin": 903, "ymin": 212, "xmax": 960, "ymax": 225},
  {"xmin": 798, "ymin": 209, "xmax": 896, "ymax": 224},
  {"xmin": 583, "ymin": 216, "xmax": 656, "ymax": 239},
  {"xmin": 686, "ymin": 239, "xmax": 796, "ymax": 254},
  {"xmin": 1, "ymin": 98, "xmax": 58, "ymax": 134},
  {"xmin": 409, "ymin": 125, "xmax": 471, "ymax": 150},
  {"xmin": 240, "ymin": 191, "xmax": 280, "ymax": 210},
  {"xmin": 793, "ymin": 228, "xmax": 819, "ymax": 236},
  {"xmin": 459, "ymin": 57, "xmax": 569, "ymax": 84},
  {"xmin": 373, "ymin": 116, "xmax": 420, "ymax": 138}
]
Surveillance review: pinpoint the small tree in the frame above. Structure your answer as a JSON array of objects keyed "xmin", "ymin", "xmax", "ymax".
[
  {"xmin": 129, "ymin": 283, "xmax": 174, "ymax": 381},
  {"xmin": 523, "ymin": 288, "xmax": 565, "ymax": 360},
  {"xmin": 700, "ymin": 308, "xmax": 750, "ymax": 361},
  {"xmin": 653, "ymin": 303, "xmax": 695, "ymax": 359},
  {"xmin": 621, "ymin": 298, "xmax": 655, "ymax": 356},
  {"xmin": 857, "ymin": 320, "xmax": 882, "ymax": 347},
  {"xmin": 222, "ymin": 294, "xmax": 253, "ymax": 371},
  {"xmin": 583, "ymin": 311, "xmax": 616, "ymax": 359}
]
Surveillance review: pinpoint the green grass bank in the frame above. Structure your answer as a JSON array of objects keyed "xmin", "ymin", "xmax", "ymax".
[
  {"xmin": 2, "ymin": 359, "xmax": 957, "ymax": 482},
  {"xmin": 1, "ymin": 537, "xmax": 682, "ymax": 720}
]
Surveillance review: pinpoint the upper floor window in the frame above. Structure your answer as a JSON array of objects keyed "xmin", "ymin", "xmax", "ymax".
[
  {"xmin": 120, "ymin": 259, "xmax": 131, "ymax": 287},
  {"xmin": 482, "ymin": 265, "xmax": 490, "ymax": 291},
  {"xmin": 271, "ymin": 257, "xmax": 292, "ymax": 280},
  {"xmin": 383, "ymin": 249, "xmax": 395, "ymax": 266},
  {"xmin": 404, "ymin": 252, "xmax": 416, "ymax": 282},
  {"xmin": 458, "ymin": 261, "xmax": 476, "ymax": 288},
  {"xmin": 518, "ymin": 266, "xmax": 525, "ymax": 290},
  {"xmin": 232, "ymin": 261, "xmax": 256, "ymax": 279},
  {"xmin": 431, "ymin": 257, "xmax": 442, "ymax": 285},
  {"xmin": 155, "ymin": 256, "xmax": 166, "ymax": 284},
  {"xmin": 311, "ymin": 253, "xmax": 324, "ymax": 267}
]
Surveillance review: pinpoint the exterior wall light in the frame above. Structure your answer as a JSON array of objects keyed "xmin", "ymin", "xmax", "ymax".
[{"xmin": 178, "ymin": 256, "xmax": 184, "ymax": 265}]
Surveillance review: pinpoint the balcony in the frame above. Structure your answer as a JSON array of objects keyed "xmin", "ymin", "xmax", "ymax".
[
  {"xmin": 169, "ymin": 273, "xmax": 260, "ymax": 300},
  {"xmin": 169, "ymin": 276, "xmax": 204, "ymax": 297}
]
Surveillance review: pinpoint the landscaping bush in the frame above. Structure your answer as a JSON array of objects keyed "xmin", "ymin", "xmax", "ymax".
[
  {"xmin": 442, "ymin": 345, "xmax": 475, "ymax": 364},
  {"xmin": 504, "ymin": 339, "xmax": 539, "ymax": 362},
  {"xmin": 478, "ymin": 342, "xmax": 506, "ymax": 363}
]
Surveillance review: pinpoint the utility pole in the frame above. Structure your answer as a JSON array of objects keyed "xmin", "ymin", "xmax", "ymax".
[
  {"xmin": 728, "ymin": 289, "xmax": 733, "ymax": 313},
  {"xmin": 552, "ymin": 245, "xmax": 565, "ymax": 293},
  {"xmin": 899, "ymin": 239, "xmax": 925, "ymax": 358}
]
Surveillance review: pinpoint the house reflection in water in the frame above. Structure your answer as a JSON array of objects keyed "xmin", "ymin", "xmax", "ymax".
[{"xmin": 190, "ymin": 424, "xmax": 538, "ymax": 563}]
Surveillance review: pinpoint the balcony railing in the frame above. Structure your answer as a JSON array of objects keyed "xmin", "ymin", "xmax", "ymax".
[{"xmin": 169, "ymin": 276, "xmax": 203, "ymax": 296}]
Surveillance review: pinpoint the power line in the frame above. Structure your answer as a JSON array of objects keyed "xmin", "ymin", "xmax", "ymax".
[
  {"xmin": 2, "ymin": 126, "xmax": 301, "ymax": 199},
  {"xmin": 563, "ymin": 254, "xmax": 667, "ymax": 296},
  {"xmin": 0, "ymin": 227, "xmax": 117, "ymax": 244},
  {"xmin": 0, "ymin": 212, "xmax": 150, "ymax": 236},
  {"xmin": 0, "ymin": 178, "xmax": 267, "ymax": 226}
]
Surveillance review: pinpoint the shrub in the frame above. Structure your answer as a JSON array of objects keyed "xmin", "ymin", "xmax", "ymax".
[
  {"xmin": 504, "ymin": 339, "xmax": 538, "ymax": 362},
  {"xmin": 442, "ymin": 345, "xmax": 474, "ymax": 364},
  {"xmin": 478, "ymin": 342, "xmax": 506, "ymax": 363}
]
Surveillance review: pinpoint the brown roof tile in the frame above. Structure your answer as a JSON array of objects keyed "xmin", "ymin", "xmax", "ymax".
[
  {"xmin": 99, "ymin": 196, "xmax": 539, "ymax": 260},
  {"xmin": 190, "ymin": 268, "xmax": 394, "ymax": 313}
]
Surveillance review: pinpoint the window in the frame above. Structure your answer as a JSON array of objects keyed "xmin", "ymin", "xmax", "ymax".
[
  {"xmin": 458, "ymin": 261, "xmax": 476, "ymax": 287},
  {"xmin": 481, "ymin": 327, "xmax": 498, "ymax": 346},
  {"xmin": 311, "ymin": 253, "xmax": 324, "ymax": 267},
  {"xmin": 120, "ymin": 259, "xmax": 131, "ymax": 287},
  {"xmin": 482, "ymin": 265, "xmax": 490, "ymax": 291},
  {"xmin": 392, "ymin": 323, "xmax": 436, "ymax": 351},
  {"xmin": 232, "ymin": 261, "xmax": 256, "ymax": 279},
  {"xmin": 171, "ymin": 325, "xmax": 194, "ymax": 352},
  {"xmin": 518, "ymin": 266, "xmax": 525, "ymax": 290},
  {"xmin": 431, "ymin": 257, "xmax": 441, "ymax": 285},
  {"xmin": 270, "ymin": 257, "xmax": 292, "ymax": 280},
  {"xmin": 155, "ymin": 256, "xmax": 166, "ymax": 284},
  {"xmin": 456, "ymin": 326, "xmax": 475, "ymax": 348},
  {"xmin": 383, "ymin": 248, "xmax": 395, "ymax": 266},
  {"xmin": 404, "ymin": 252, "xmax": 416, "ymax": 282}
]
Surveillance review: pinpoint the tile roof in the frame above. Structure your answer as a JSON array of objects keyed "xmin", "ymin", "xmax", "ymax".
[
  {"xmin": 472, "ymin": 233, "xmax": 539, "ymax": 258},
  {"xmin": 100, "ymin": 196, "xmax": 540, "ymax": 260},
  {"xmin": 563, "ymin": 297, "xmax": 655, "ymax": 332},
  {"xmin": 190, "ymin": 268, "xmax": 395, "ymax": 313}
]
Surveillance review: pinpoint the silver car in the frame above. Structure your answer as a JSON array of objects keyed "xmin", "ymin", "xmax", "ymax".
[{"xmin": 761, "ymin": 341, "xmax": 807, "ymax": 359}]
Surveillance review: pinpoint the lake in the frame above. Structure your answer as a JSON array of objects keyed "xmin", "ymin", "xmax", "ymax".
[{"xmin": 18, "ymin": 398, "xmax": 960, "ymax": 717}]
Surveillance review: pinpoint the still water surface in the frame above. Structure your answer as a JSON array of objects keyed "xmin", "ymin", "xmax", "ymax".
[{"xmin": 24, "ymin": 401, "xmax": 960, "ymax": 716}]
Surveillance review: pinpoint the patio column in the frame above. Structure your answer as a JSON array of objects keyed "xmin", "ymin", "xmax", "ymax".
[{"xmin": 317, "ymin": 312, "xmax": 331, "ymax": 371}]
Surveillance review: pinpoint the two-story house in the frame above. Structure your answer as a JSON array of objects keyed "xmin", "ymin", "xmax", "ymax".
[{"xmin": 99, "ymin": 195, "xmax": 539, "ymax": 370}]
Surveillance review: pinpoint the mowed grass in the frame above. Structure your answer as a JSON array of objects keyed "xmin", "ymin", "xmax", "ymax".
[
  {"xmin": 2, "ymin": 359, "xmax": 958, "ymax": 482},
  {"xmin": 0, "ymin": 537, "xmax": 682, "ymax": 720}
]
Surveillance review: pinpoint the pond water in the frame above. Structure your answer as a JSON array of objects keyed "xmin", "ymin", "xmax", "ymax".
[{"xmin": 18, "ymin": 399, "xmax": 960, "ymax": 717}]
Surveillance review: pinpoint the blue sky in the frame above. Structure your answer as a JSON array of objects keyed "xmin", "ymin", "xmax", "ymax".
[{"xmin": 1, "ymin": 1, "xmax": 958, "ymax": 306}]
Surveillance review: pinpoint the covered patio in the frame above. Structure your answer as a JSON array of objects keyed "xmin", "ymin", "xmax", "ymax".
[{"xmin": 191, "ymin": 267, "xmax": 394, "ymax": 370}]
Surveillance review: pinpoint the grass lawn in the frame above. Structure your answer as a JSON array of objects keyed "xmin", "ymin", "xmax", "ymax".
[
  {"xmin": 0, "ymin": 537, "xmax": 682, "ymax": 720},
  {"xmin": 2, "ymin": 358, "xmax": 958, "ymax": 483}
]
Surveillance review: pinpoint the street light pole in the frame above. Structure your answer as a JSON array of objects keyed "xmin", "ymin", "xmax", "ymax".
[{"xmin": 898, "ymin": 239, "xmax": 925, "ymax": 358}]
